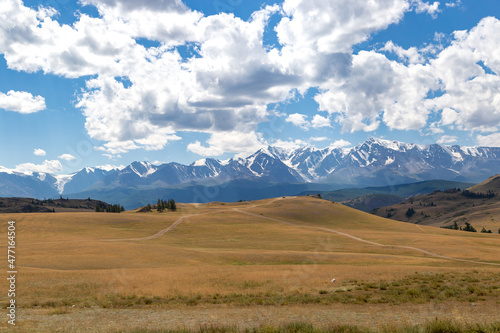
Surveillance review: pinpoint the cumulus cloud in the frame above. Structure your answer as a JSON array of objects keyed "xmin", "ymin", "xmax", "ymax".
[
  {"xmin": 1, "ymin": 0, "xmax": 499, "ymax": 156},
  {"xmin": 276, "ymin": 0, "xmax": 408, "ymax": 53},
  {"xmin": 315, "ymin": 50, "xmax": 438, "ymax": 132},
  {"xmin": 476, "ymin": 133, "xmax": 500, "ymax": 147},
  {"xmin": 285, "ymin": 113, "xmax": 331, "ymax": 130},
  {"xmin": 285, "ymin": 113, "xmax": 309, "ymax": 129},
  {"xmin": 14, "ymin": 160, "xmax": 63, "ymax": 174},
  {"xmin": 331, "ymin": 139, "xmax": 352, "ymax": 148},
  {"xmin": 187, "ymin": 131, "xmax": 265, "ymax": 156},
  {"xmin": 311, "ymin": 114, "xmax": 331, "ymax": 128},
  {"xmin": 411, "ymin": 0, "xmax": 441, "ymax": 18},
  {"xmin": 0, "ymin": 90, "xmax": 46, "ymax": 114},
  {"xmin": 380, "ymin": 41, "xmax": 425, "ymax": 64},
  {"xmin": 270, "ymin": 139, "xmax": 307, "ymax": 150},
  {"xmin": 431, "ymin": 17, "xmax": 500, "ymax": 135},
  {"xmin": 33, "ymin": 148, "xmax": 46, "ymax": 156},
  {"xmin": 437, "ymin": 135, "xmax": 458, "ymax": 144},
  {"xmin": 58, "ymin": 154, "xmax": 76, "ymax": 161}
]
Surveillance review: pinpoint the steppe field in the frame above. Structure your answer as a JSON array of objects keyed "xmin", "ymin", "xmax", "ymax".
[{"xmin": 1, "ymin": 196, "xmax": 500, "ymax": 332}]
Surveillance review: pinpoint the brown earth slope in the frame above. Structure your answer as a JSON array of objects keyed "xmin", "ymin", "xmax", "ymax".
[
  {"xmin": 0, "ymin": 197, "xmax": 113, "ymax": 213},
  {"xmin": 371, "ymin": 175, "xmax": 500, "ymax": 231}
]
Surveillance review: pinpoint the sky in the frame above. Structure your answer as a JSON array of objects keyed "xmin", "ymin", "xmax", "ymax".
[{"xmin": 0, "ymin": 0, "xmax": 499, "ymax": 175}]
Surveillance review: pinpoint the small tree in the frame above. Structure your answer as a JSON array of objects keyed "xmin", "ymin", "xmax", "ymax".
[
  {"xmin": 168, "ymin": 199, "xmax": 176, "ymax": 211},
  {"xmin": 405, "ymin": 208, "xmax": 415, "ymax": 218},
  {"xmin": 463, "ymin": 222, "xmax": 476, "ymax": 232}
]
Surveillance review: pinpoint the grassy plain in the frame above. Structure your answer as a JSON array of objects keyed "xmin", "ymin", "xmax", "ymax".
[{"xmin": 1, "ymin": 196, "xmax": 499, "ymax": 332}]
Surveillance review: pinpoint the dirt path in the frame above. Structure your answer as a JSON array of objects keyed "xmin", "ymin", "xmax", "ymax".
[
  {"xmin": 106, "ymin": 197, "xmax": 287, "ymax": 242},
  {"xmin": 235, "ymin": 209, "xmax": 500, "ymax": 267},
  {"xmin": 105, "ymin": 197, "xmax": 499, "ymax": 266}
]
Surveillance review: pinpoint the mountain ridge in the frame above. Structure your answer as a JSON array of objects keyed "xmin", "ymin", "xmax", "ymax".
[{"xmin": 1, "ymin": 137, "xmax": 499, "ymax": 200}]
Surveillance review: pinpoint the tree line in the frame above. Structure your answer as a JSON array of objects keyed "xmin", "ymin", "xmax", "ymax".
[
  {"xmin": 95, "ymin": 203, "xmax": 125, "ymax": 213},
  {"xmin": 139, "ymin": 198, "xmax": 177, "ymax": 212},
  {"xmin": 441, "ymin": 221, "xmax": 498, "ymax": 233}
]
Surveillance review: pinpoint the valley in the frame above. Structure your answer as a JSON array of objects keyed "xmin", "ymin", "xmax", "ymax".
[{"xmin": 372, "ymin": 174, "xmax": 500, "ymax": 231}]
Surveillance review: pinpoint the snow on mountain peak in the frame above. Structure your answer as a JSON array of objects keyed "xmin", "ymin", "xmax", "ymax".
[
  {"xmin": 54, "ymin": 174, "xmax": 75, "ymax": 194},
  {"xmin": 96, "ymin": 164, "xmax": 125, "ymax": 172},
  {"xmin": 129, "ymin": 161, "xmax": 157, "ymax": 177},
  {"xmin": 84, "ymin": 167, "xmax": 95, "ymax": 173},
  {"xmin": 193, "ymin": 159, "xmax": 207, "ymax": 167}
]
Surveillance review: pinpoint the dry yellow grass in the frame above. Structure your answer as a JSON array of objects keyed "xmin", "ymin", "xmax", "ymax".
[{"xmin": 1, "ymin": 196, "xmax": 499, "ymax": 332}]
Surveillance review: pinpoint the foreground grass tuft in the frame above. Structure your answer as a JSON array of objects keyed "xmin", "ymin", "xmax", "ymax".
[{"xmin": 120, "ymin": 319, "xmax": 500, "ymax": 333}]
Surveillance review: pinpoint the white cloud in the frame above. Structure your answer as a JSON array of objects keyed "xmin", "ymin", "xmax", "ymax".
[
  {"xmin": 270, "ymin": 139, "xmax": 307, "ymax": 150},
  {"xmin": 285, "ymin": 113, "xmax": 310, "ymax": 129},
  {"xmin": 428, "ymin": 122, "xmax": 445, "ymax": 134},
  {"xmin": 58, "ymin": 154, "xmax": 76, "ymax": 161},
  {"xmin": 380, "ymin": 41, "xmax": 424, "ymax": 64},
  {"xmin": 476, "ymin": 133, "xmax": 500, "ymax": 147},
  {"xmin": 311, "ymin": 114, "xmax": 331, "ymax": 128},
  {"xmin": 310, "ymin": 136, "xmax": 328, "ymax": 142},
  {"xmin": 0, "ymin": 90, "xmax": 46, "ymax": 114},
  {"xmin": 431, "ymin": 17, "xmax": 500, "ymax": 133},
  {"xmin": 95, "ymin": 140, "xmax": 140, "ymax": 155},
  {"xmin": 1, "ymin": 0, "xmax": 499, "ymax": 157},
  {"xmin": 411, "ymin": 0, "xmax": 441, "ymax": 18},
  {"xmin": 14, "ymin": 160, "xmax": 63, "ymax": 175},
  {"xmin": 187, "ymin": 131, "xmax": 265, "ymax": 156},
  {"xmin": 331, "ymin": 139, "xmax": 352, "ymax": 148},
  {"xmin": 445, "ymin": 0, "xmax": 462, "ymax": 8},
  {"xmin": 33, "ymin": 148, "xmax": 46, "ymax": 156},
  {"xmin": 436, "ymin": 135, "xmax": 458, "ymax": 144},
  {"xmin": 276, "ymin": 0, "xmax": 409, "ymax": 54},
  {"xmin": 315, "ymin": 50, "xmax": 438, "ymax": 132}
]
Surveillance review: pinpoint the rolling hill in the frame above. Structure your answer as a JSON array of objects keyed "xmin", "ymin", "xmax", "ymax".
[
  {"xmin": 301, "ymin": 179, "xmax": 474, "ymax": 211},
  {"xmin": 0, "ymin": 197, "xmax": 115, "ymax": 213},
  {"xmin": 371, "ymin": 174, "xmax": 500, "ymax": 231}
]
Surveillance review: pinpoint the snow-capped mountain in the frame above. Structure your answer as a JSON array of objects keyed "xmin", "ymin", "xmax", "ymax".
[
  {"xmin": 324, "ymin": 138, "xmax": 500, "ymax": 186},
  {"xmin": 1, "ymin": 138, "xmax": 499, "ymax": 199}
]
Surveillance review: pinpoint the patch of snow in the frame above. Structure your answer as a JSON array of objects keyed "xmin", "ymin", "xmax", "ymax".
[
  {"xmin": 54, "ymin": 174, "xmax": 75, "ymax": 194},
  {"xmin": 385, "ymin": 156, "xmax": 395, "ymax": 165},
  {"xmin": 357, "ymin": 150, "xmax": 370, "ymax": 166},
  {"xmin": 350, "ymin": 155, "xmax": 360, "ymax": 165},
  {"xmin": 245, "ymin": 153, "xmax": 264, "ymax": 177},
  {"xmin": 97, "ymin": 164, "xmax": 125, "ymax": 171},
  {"xmin": 130, "ymin": 162, "xmax": 157, "ymax": 178},
  {"xmin": 460, "ymin": 146, "xmax": 480, "ymax": 156},
  {"xmin": 38, "ymin": 173, "xmax": 46, "ymax": 181},
  {"xmin": 140, "ymin": 162, "xmax": 157, "ymax": 177},
  {"xmin": 84, "ymin": 167, "xmax": 95, "ymax": 173},
  {"xmin": 449, "ymin": 151, "xmax": 464, "ymax": 162},
  {"xmin": 193, "ymin": 159, "xmax": 207, "ymax": 167}
]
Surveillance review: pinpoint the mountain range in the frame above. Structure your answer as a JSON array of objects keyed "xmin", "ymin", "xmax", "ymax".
[{"xmin": 1, "ymin": 137, "xmax": 499, "ymax": 208}]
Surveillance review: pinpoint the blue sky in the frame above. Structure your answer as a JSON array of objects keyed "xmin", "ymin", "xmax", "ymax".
[{"xmin": 0, "ymin": 0, "xmax": 499, "ymax": 174}]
